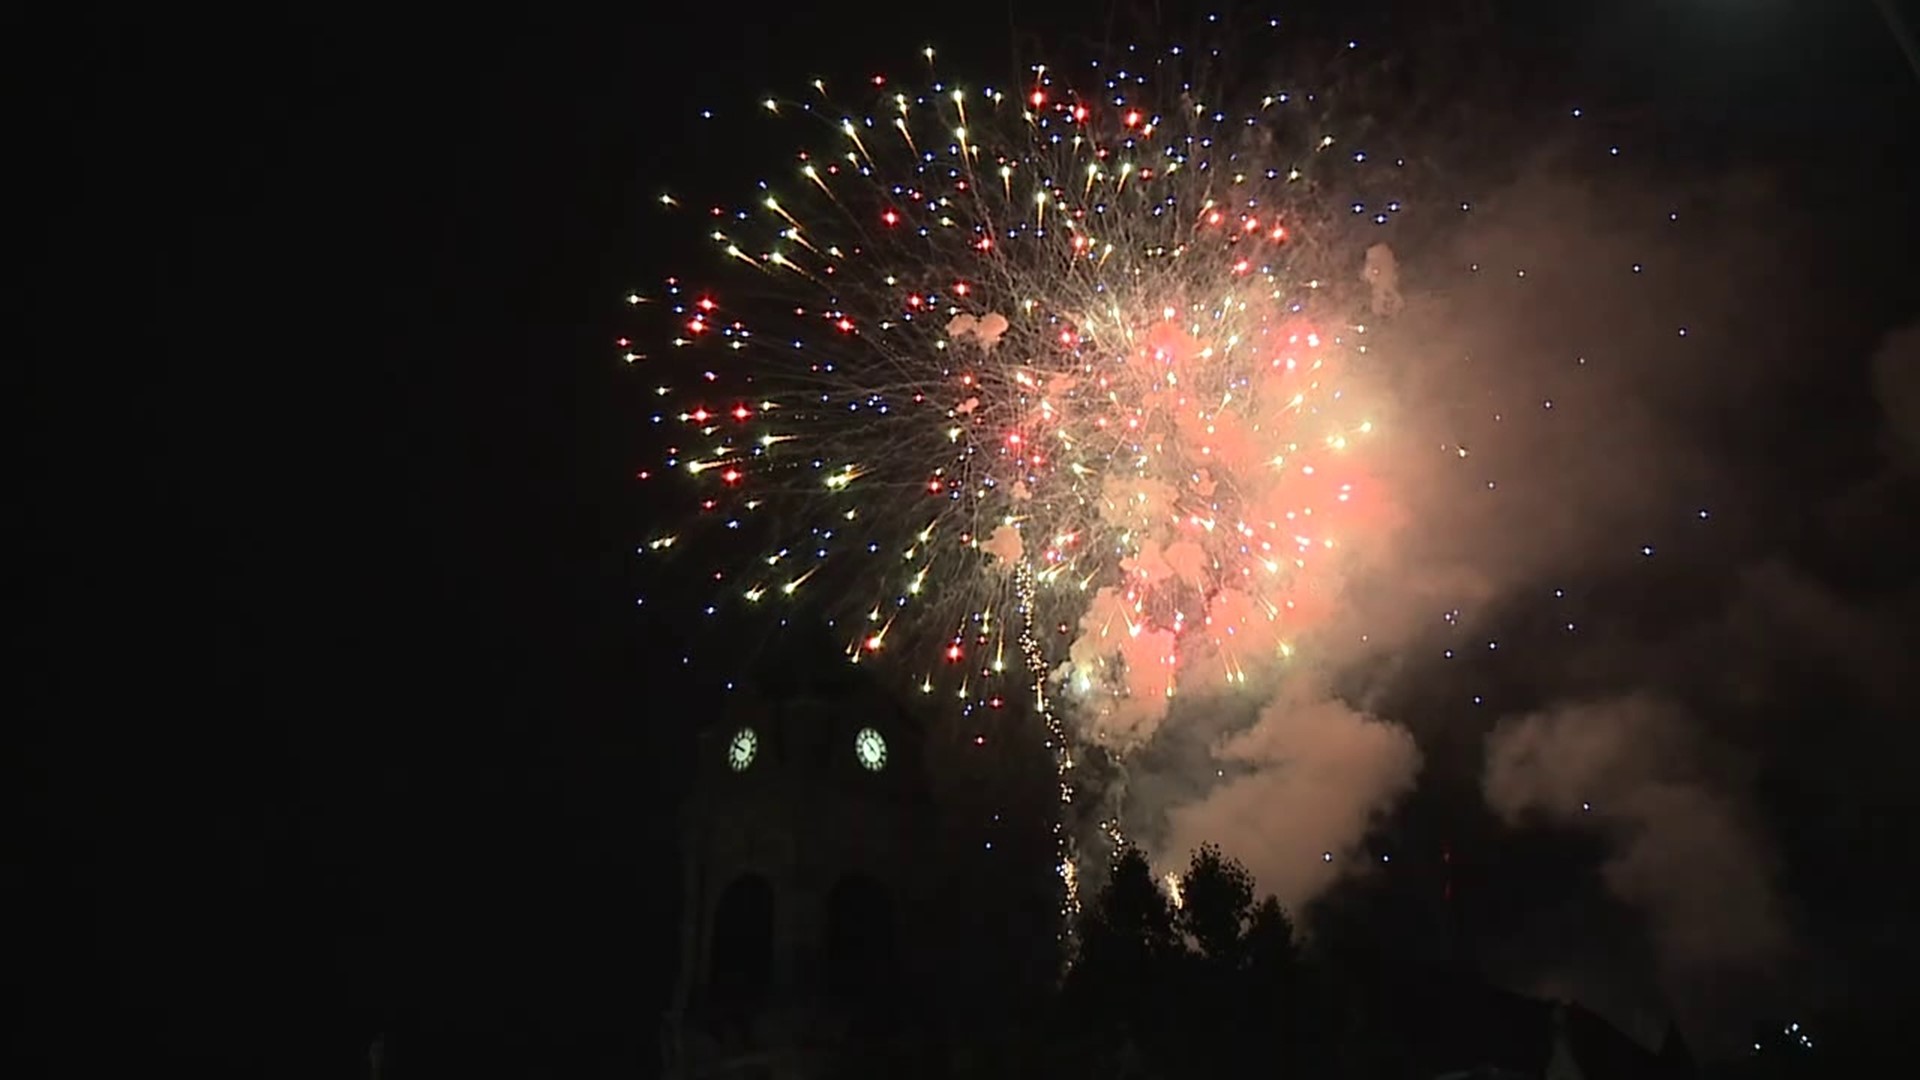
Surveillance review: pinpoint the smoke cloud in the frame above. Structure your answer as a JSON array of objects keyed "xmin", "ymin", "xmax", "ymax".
[
  {"xmin": 1160, "ymin": 678, "xmax": 1422, "ymax": 911},
  {"xmin": 1483, "ymin": 696, "xmax": 1786, "ymax": 975},
  {"xmin": 1109, "ymin": 132, "xmax": 1918, "ymax": 1052}
]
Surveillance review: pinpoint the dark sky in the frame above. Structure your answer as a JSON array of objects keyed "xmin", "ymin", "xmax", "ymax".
[{"xmin": 27, "ymin": 3, "xmax": 1919, "ymax": 1076}]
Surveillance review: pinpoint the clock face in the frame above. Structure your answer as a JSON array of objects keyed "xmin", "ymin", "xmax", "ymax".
[
  {"xmin": 853, "ymin": 727, "xmax": 887, "ymax": 771},
  {"xmin": 727, "ymin": 727, "xmax": 758, "ymax": 771}
]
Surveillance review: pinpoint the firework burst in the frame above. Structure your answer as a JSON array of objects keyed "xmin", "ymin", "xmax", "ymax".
[{"xmin": 637, "ymin": 38, "xmax": 1415, "ymax": 748}]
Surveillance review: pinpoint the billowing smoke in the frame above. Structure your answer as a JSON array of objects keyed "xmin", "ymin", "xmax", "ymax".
[
  {"xmin": 1158, "ymin": 677, "xmax": 1422, "ymax": 911},
  {"xmin": 1112, "ymin": 131, "xmax": 1918, "ymax": 1053},
  {"xmin": 1128, "ymin": 156, "xmax": 1751, "ymax": 893},
  {"xmin": 1483, "ymin": 696, "xmax": 1787, "ymax": 975}
]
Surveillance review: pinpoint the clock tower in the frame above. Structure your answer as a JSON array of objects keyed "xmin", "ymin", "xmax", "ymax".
[{"xmin": 662, "ymin": 677, "xmax": 938, "ymax": 1079}]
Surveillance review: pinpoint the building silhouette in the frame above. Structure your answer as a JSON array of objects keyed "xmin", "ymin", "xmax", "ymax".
[
  {"xmin": 657, "ymin": 667, "xmax": 1690, "ymax": 1079},
  {"xmin": 661, "ymin": 678, "xmax": 942, "ymax": 1080}
]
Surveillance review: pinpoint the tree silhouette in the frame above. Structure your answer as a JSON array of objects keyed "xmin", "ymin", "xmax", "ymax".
[
  {"xmin": 1095, "ymin": 846, "xmax": 1179, "ymax": 956},
  {"xmin": 1055, "ymin": 846, "xmax": 1177, "ymax": 1075},
  {"xmin": 1053, "ymin": 843, "xmax": 1323, "ymax": 1078},
  {"xmin": 1177, "ymin": 842, "xmax": 1256, "ymax": 966}
]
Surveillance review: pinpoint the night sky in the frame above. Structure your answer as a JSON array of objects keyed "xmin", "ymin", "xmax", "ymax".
[{"xmin": 27, "ymin": 3, "xmax": 1919, "ymax": 1076}]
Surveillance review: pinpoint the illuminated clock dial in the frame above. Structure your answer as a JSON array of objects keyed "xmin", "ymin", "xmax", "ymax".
[
  {"xmin": 727, "ymin": 727, "xmax": 758, "ymax": 771},
  {"xmin": 853, "ymin": 727, "xmax": 887, "ymax": 771}
]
